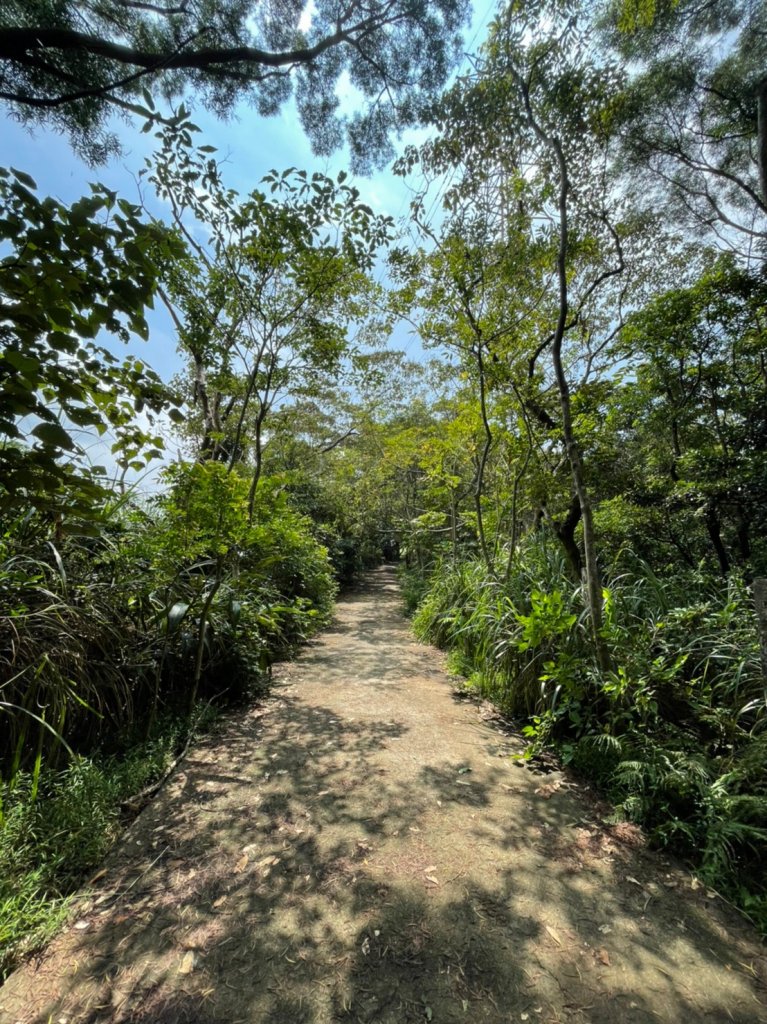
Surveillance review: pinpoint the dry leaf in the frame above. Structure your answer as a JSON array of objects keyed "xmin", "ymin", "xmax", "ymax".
[
  {"xmin": 534, "ymin": 782, "xmax": 561, "ymax": 799},
  {"xmin": 598, "ymin": 924, "xmax": 612, "ymax": 934},
  {"xmin": 425, "ymin": 875, "xmax": 440, "ymax": 885},
  {"xmin": 625, "ymin": 876, "xmax": 642, "ymax": 887},
  {"xmin": 598, "ymin": 948, "xmax": 611, "ymax": 966},
  {"xmin": 73, "ymin": 920, "xmax": 90, "ymax": 931},
  {"xmin": 544, "ymin": 925, "xmax": 562, "ymax": 947},
  {"xmin": 178, "ymin": 951, "xmax": 196, "ymax": 975},
  {"xmin": 424, "ymin": 865, "xmax": 437, "ymax": 873},
  {"xmin": 212, "ymin": 895, "xmax": 227, "ymax": 908},
  {"xmin": 234, "ymin": 853, "xmax": 249, "ymax": 873}
]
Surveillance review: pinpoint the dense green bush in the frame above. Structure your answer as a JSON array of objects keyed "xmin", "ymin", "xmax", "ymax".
[
  {"xmin": 410, "ymin": 541, "xmax": 767, "ymax": 934},
  {"xmin": 0, "ymin": 466, "xmax": 337, "ymax": 779}
]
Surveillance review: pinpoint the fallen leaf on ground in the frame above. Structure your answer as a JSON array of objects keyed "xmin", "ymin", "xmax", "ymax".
[
  {"xmin": 425, "ymin": 875, "xmax": 440, "ymax": 885},
  {"xmin": 234, "ymin": 853, "xmax": 249, "ymax": 872},
  {"xmin": 534, "ymin": 782, "xmax": 561, "ymax": 798},
  {"xmin": 598, "ymin": 948, "xmax": 611, "ymax": 966},
  {"xmin": 544, "ymin": 925, "xmax": 562, "ymax": 946},
  {"xmin": 178, "ymin": 951, "xmax": 196, "ymax": 975},
  {"xmin": 213, "ymin": 895, "xmax": 227, "ymax": 908},
  {"xmin": 72, "ymin": 920, "xmax": 90, "ymax": 931},
  {"xmin": 424, "ymin": 865, "xmax": 437, "ymax": 873}
]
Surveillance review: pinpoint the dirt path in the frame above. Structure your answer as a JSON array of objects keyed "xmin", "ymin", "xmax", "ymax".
[{"xmin": 2, "ymin": 567, "xmax": 765, "ymax": 1024}]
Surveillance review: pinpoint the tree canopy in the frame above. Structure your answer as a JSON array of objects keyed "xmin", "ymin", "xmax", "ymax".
[{"xmin": 0, "ymin": 0, "xmax": 469, "ymax": 168}]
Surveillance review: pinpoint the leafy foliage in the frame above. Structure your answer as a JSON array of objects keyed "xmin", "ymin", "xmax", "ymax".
[
  {"xmin": 0, "ymin": 168, "xmax": 183, "ymax": 519},
  {"xmin": 409, "ymin": 544, "xmax": 767, "ymax": 933}
]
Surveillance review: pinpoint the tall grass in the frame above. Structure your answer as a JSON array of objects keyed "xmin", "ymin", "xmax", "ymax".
[{"xmin": 0, "ymin": 487, "xmax": 337, "ymax": 783}]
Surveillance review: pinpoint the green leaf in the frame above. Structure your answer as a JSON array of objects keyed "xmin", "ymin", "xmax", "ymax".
[
  {"xmin": 30, "ymin": 422, "xmax": 76, "ymax": 449},
  {"xmin": 167, "ymin": 602, "xmax": 190, "ymax": 633},
  {"xmin": 11, "ymin": 168, "xmax": 37, "ymax": 189}
]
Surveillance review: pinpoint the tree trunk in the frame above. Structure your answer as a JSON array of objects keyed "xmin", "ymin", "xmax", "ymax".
[
  {"xmin": 474, "ymin": 342, "xmax": 495, "ymax": 574},
  {"xmin": 546, "ymin": 144, "xmax": 609, "ymax": 671},
  {"xmin": 705, "ymin": 504, "xmax": 730, "ymax": 575},
  {"xmin": 753, "ymin": 578, "xmax": 767, "ymax": 683},
  {"xmin": 551, "ymin": 497, "xmax": 583, "ymax": 581},
  {"xmin": 758, "ymin": 75, "xmax": 767, "ymax": 208}
]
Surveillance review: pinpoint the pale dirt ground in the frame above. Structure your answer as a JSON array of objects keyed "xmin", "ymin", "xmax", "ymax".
[{"xmin": 1, "ymin": 567, "xmax": 766, "ymax": 1024}]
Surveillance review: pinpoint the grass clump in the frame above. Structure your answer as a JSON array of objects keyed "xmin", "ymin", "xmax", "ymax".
[{"xmin": 0, "ymin": 713, "xmax": 206, "ymax": 981}]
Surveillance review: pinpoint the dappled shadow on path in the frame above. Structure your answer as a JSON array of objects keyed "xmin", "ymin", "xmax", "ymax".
[{"xmin": 1, "ymin": 568, "xmax": 765, "ymax": 1024}]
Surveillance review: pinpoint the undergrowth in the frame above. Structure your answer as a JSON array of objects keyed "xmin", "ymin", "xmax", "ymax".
[
  {"xmin": 0, "ymin": 709, "xmax": 215, "ymax": 981},
  {"xmin": 409, "ymin": 542, "xmax": 767, "ymax": 935}
]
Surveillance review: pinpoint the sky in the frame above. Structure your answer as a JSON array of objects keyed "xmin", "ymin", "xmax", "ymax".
[{"xmin": 0, "ymin": 1, "xmax": 496, "ymax": 483}]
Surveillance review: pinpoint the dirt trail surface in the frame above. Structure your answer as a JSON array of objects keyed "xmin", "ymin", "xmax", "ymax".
[{"xmin": 2, "ymin": 568, "xmax": 766, "ymax": 1024}]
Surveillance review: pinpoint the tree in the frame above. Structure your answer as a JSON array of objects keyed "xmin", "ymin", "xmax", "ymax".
[
  {"xmin": 0, "ymin": 0, "xmax": 469, "ymax": 169},
  {"xmin": 397, "ymin": 1, "xmax": 637, "ymax": 669},
  {"xmin": 617, "ymin": 253, "xmax": 767, "ymax": 575},
  {"xmin": 0, "ymin": 166, "xmax": 183, "ymax": 521},
  {"xmin": 146, "ymin": 117, "xmax": 393, "ymax": 518},
  {"xmin": 603, "ymin": 0, "xmax": 767, "ymax": 252}
]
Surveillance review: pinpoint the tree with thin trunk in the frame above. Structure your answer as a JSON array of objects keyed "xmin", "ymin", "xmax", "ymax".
[{"xmin": 147, "ymin": 115, "xmax": 392, "ymax": 520}]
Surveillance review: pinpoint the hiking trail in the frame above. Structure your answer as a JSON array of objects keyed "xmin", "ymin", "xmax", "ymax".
[{"xmin": 1, "ymin": 567, "xmax": 765, "ymax": 1024}]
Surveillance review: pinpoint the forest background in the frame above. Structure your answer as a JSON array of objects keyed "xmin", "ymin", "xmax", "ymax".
[{"xmin": 0, "ymin": 0, "xmax": 766, "ymax": 977}]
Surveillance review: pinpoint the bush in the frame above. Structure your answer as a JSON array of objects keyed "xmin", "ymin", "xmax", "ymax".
[{"xmin": 1, "ymin": 468, "xmax": 337, "ymax": 778}]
